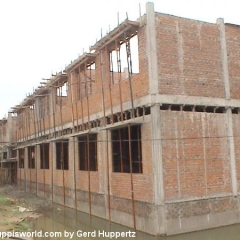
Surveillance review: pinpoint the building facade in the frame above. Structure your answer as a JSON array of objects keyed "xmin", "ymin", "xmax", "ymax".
[{"xmin": 2, "ymin": 2, "xmax": 240, "ymax": 235}]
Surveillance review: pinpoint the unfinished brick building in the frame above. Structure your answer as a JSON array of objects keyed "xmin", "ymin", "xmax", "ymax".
[
  {"xmin": 0, "ymin": 115, "xmax": 17, "ymax": 184},
  {"xmin": 5, "ymin": 2, "xmax": 240, "ymax": 236}
]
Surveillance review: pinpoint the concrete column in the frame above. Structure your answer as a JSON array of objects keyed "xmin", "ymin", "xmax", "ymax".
[
  {"xmin": 49, "ymin": 89, "xmax": 55, "ymax": 136},
  {"xmin": 226, "ymin": 108, "xmax": 238, "ymax": 195},
  {"xmin": 217, "ymin": 18, "xmax": 238, "ymax": 195},
  {"xmin": 217, "ymin": 18, "xmax": 230, "ymax": 99},
  {"xmin": 146, "ymin": 2, "xmax": 165, "ymax": 235},
  {"xmin": 150, "ymin": 104, "xmax": 165, "ymax": 234},
  {"xmin": 146, "ymin": 2, "xmax": 159, "ymax": 94},
  {"xmin": 7, "ymin": 113, "xmax": 12, "ymax": 145}
]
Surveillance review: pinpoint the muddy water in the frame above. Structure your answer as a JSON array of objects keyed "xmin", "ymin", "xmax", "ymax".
[{"xmin": 33, "ymin": 205, "xmax": 240, "ymax": 239}]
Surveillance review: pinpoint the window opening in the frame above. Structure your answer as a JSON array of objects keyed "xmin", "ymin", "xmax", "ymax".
[
  {"xmin": 19, "ymin": 149, "xmax": 25, "ymax": 168},
  {"xmin": 28, "ymin": 146, "xmax": 35, "ymax": 169},
  {"xmin": 56, "ymin": 140, "xmax": 69, "ymax": 170},
  {"xmin": 112, "ymin": 125, "xmax": 142, "ymax": 173},
  {"xmin": 40, "ymin": 143, "xmax": 49, "ymax": 169},
  {"xmin": 78, "ymin": 134, "xmax": 97, "ymax": 171}
]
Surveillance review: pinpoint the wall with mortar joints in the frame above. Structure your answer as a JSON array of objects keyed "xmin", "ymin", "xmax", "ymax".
[
  {"xmin": 156, "ymin": 13, "xmax": 225, "ymax": 98},
  {"xmin": 110, "ymin": 121, "xmax": 154, "ymax": 202},
  {"xmin": 161, "ymin": 110, "xmax": 231, "ymax": 200},
  {"xmin": 225, "ymin": 24, "xmax": 240, "ymax": 99}
]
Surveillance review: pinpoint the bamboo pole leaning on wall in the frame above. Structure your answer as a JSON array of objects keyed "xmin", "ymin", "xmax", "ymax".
[{"xmin": 70, "ymin": 72, "xmax": 77, "ymax": 211}]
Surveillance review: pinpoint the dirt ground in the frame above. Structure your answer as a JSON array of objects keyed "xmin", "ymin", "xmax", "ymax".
[{"xmin": 0, "ymin": 185, "xmax": 52, "ymax": 239}]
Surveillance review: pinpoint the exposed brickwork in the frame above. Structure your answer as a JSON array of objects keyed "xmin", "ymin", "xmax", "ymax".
[
  {"xmin": 156, "ymin": 13, "xmax": 225, "ymax": 98},
  {"xmin": 3, "ymin": 5, "xmax": 240, "ymax": 236},
  {"xmin": 161, "ymin": 111, "xmax": 231, "ymax": 200},
  {"xmin": 225, "ymin": 24, "xmax": 240, "ymax": 99}
]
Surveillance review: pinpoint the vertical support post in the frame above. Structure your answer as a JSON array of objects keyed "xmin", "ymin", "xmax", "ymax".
[
  {"xmin": 217, "ymin": 18, "xmax": 237, "ymax": 195},
  {"xmin": 51, "ymin": 142, "xmax": 54, "ymax": 203},
  {"xmin": 69, "ymin": 73, "xmax": 77, "ymax": 210},
  {"xmin": 106, "ymin": 130, "xmax": 111, "ymax": 222},
  {"xmin": 24, "ymin": 148, "xmax": 27, "ymax": 192},
  {"xmin": 36, "ymin": 144, "xmax": 40, "ymax": 196},
  {"xmin": 127, "ymin": 124, "xmax": 136, "ymax": 231},
  {"xmin": 115, "ymin": 40, "xmax": 124, "ymax": 122},
  {"xmin": 100, "ymin": 50, "xmax": 107, "ymax": 126},
  {"xmin": 87, "ymin": 134, "xmax": 91, "ymax": 216}
]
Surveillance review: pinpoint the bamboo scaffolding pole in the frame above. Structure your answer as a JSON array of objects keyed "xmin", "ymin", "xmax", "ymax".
[
  {"xmin": 100, "ymin": 50, "xmax": 107, "ymax": 126},
  {"xmin": 20, "ymin": 154, "xmax": 21, "ymax": 188},
  {"xmin": 30, "ymin": 148, "xmax": 32, "ymax": 194},
  {"xmin": 115, "ymin": 40, "xmax": 124, "ymax": 122},
  {"xmin": 75, "ymin": 71, "xmax": 80, "ymax": 132},
  {"xmin": 125, "ymin": 34, "xmax": 136, "ymax": 230},
  {"xmin": 51, "ymin": 142, "xmax": 54, "ymax": 203},
  {"xmin": 84, "ymin": 64, "xmax": 92, "ymax": 217},
  {"xmin": 1, "ymin": 121, "xmax": 3, "ymax": 169},
  {"xmin": 128, "ymin": 124, "xmax": 136, "ymax": 231},
  {"xmin": 26, "ymin": 109, "xmax": 30, "ymax": 142},
  {"xmin": 35, "ymin": 102, "xmax": 40, "ymax": 140},
  {"xmin": 41, "ymin": 99, "xmax": 46, "ymax": 198},
  {"xmin": 59, "ymin": 82, "xmax": 66, "ymax": 208},
  {"xmin": 125, "ymin": 38, "xmax": 135, "ymax": 118},
  {"xmin": 24, "ymin": 110, "xmax": 27, "ymax": 142},
  {"xmin": 24, "ymin": 149, "xmax": 26, "ymax": 192},
  {"xmin": 70, "ymin": 72, "xmax": 77, "ymax": 211},
  {"xmin": 21, "ymin": 111, "xmax": 28, "ymax": 192},
  {"xmin": 35, "ymin": 145, "xmax": 37, "ymax": 196},
  {"xmin": 118, "ymin": 129, "xmax": 123, "ymax": 172},
  {"xmin": 42, "ymin": 98, "xmax": 47, "ymax": 137},
  {"xmin": 137, "ymin": 126, "xmax": 142, "ymax": 173},
  {"xmin": 108, "ymin": 48, "xmax": 114, "ymax": 124},
  {"xmin": 79, "ymin": 67, "xmax": 85, "ymax": 131},
  {"xmin": 51, "ymin": 87, "xmax": 56, "ymax": 138},
  {"xmin": 50, "ymin": 87, "xmax": 56, "ymax": 203},
  {"xmin": 86, "ymin": 134, "xmax": 91, "ymax": 216},
  {"xmin": 106, "ymin": 131, "xmax": 111, "ymax": 222},
  {"xmin": 43, "ymin": 144, "xmax": 46, "ymax": 199},
  {"xmin": 33, "ymin": 106, "xmax": 37, "ymax": 141}
]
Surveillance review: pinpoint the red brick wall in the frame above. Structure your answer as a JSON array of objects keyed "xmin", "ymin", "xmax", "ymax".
[
  {"xmin": 110, "ymin": 121, "xmax": 153, "ymax": 202},
  {"xmin": 161, "ymin": 110, "xmax": 231, "ymax": 200},
  {"xmin": 225, "ymin": 24, "xmax": 240, "ymax": 99},
  {"xmin": 156, "ymin": 13, "xmax": 225, "ymax": 98}
]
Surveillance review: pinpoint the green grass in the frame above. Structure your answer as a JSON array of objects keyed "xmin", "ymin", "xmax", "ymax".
[
  {"xmin": 14, "ymin": 221, "xmax": 33, "ymax": 232},
  {"xmin": 0, "ymin": 195, "xmax": 12, "ymax": 205},
  {"xmin": 2, "ymin": 220, "xmax": 9, "ymax": 226}
]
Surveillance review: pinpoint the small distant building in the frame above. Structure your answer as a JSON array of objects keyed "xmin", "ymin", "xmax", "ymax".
[{"xmin": 0, "ymin": 114, "xmax": 17, "ymax": 184}]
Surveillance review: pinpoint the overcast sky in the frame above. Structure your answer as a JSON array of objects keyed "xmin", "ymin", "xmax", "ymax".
[{"xmin": 0, "ymin": 0, "xmax": 239, "ymax": 119}]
